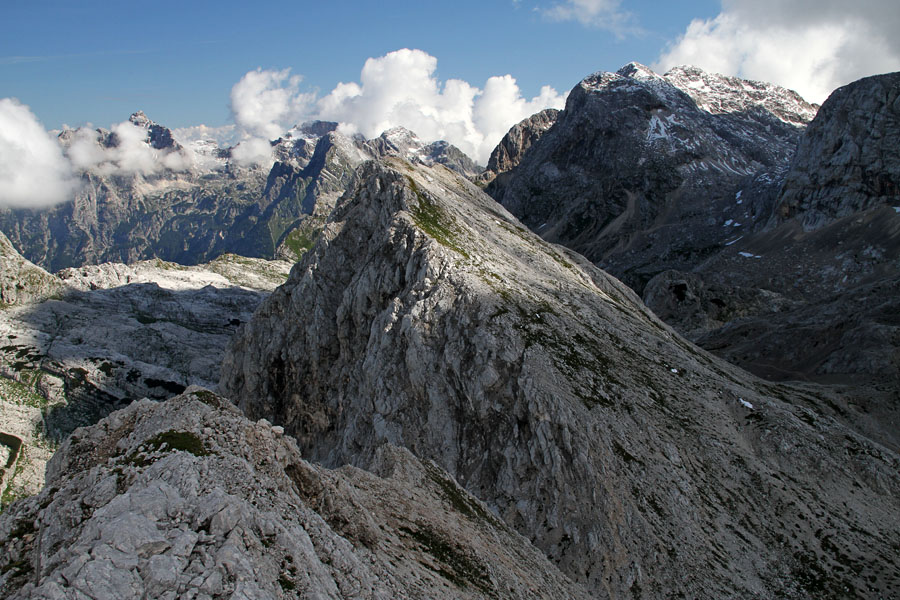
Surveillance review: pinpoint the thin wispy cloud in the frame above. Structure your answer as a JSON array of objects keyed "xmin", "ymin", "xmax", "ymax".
[
  {"xmin": 0, "ymin": 50, "xmax": 156, "ymax": 64},
  {"xmin": 0, "ymin": 45, "xmax": 215, "ymax": 67},
  {"xmin": 0, "ymin": 56, "xmax": 48, "ymax": 65},
  {"xmin": 541, "ymin": 0, "xmax": 639, "ymax": 36}
]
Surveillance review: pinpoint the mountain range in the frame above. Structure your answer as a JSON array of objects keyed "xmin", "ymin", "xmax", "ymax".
[{"xmin": 1, "ymin": 63, "xmax": 898, "ymax": 599}]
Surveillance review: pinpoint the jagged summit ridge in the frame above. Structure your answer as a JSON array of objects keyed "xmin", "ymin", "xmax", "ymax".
[
  {"xmin": 663, "ymin": 65, "xmax": 818, "ymax": 124},
  {"xmin": 223, "ymin": 158, "xmax": 900, "ymax": 598}
]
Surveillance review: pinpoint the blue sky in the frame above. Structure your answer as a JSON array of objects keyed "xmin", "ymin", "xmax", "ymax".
[{"xmin": 2, "ymin": 0, "xmax": 724, "ymax": 130}]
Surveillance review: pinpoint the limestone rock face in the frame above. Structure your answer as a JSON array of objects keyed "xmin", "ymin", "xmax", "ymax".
[
  {"xmin": 0, "ymin": 232, "xmax": 64, "ymax": 306},
  {"xmin": 0, "ymin": 389, "xmax": 589, "ymax": 599},
  {"xmin": 1, "ymin": 255, "xmax": 285, "ymax": 435},
  {"xmin": 0, "ymin": 253, "xmax": 289, "ymax": 499},
  {"xmin": 487, "ymin": 63, "xmax": 812, "ymax": 292},
  {"xmin": 222, "ymin": 159, "xmax": 900, "ymax": 598},
  {"xmin": 776, "ymin": 72, "xmax": 900, "ymax": 228},
  {"xmin": 480, "ymin": 108, "xmax": 560, "ymax": 185}
]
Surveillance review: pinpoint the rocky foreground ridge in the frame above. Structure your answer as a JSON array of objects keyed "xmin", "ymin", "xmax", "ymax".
[
  {"xmin": 222, "ymin": 159, "xmax": 900, "ymax": 598},
  {"xmin": 1, "ymin": 389, "xmax": 588, "ymax": 599}
]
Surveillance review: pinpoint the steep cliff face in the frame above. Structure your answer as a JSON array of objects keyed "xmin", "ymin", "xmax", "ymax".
[
  {"xmin": 0, "ymin": 390, "xmax": 590, "ymax": 599},
  {"xmin": 222, "ymin": 159, "xmax": 900, "ymax": 598},
  {"xmin": 479, "ymin": 108, "xmax": 560, "ymax": 185},
  {"xmin": 775, "ymin": 72, "xmax": 900, "ymax": 228},
  {"xmin": 643, "ymin": 72, "xmax": 900, "ymax": 385},
  {"xmin": 487, "ymin": 63, "xmax": 812, "ymax": 292}
]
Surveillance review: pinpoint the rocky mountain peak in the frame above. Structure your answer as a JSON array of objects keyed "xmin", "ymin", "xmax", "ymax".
[
  {"xmin": 128, "ymin": 110, "xmax": 152, "ymax": 128},
  {"xmin": 122, "ymin": 110, "xmax": 179, "ymax": 151},
  {"xmin": 482, "ymin": 108, "xmax": 560, "ymax": 183},
  {"xmin": 369, "ymin": 126, "xmax": 426, "ymax": 157},
  {"xmin": 490, "ymin": 62, "xmax": 811, "ymax": 292}
]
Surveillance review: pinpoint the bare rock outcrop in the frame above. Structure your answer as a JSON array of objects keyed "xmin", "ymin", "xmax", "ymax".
[
  {"xmin": 776, "ymin": 72, "xmax": 900, "ymax": 228},
  {"xmin": 479, "ymin": 108, "xmax": 560, "ymax": 186},
  {"xmin": 0, "ymin": 232, "xmax": 64, "ymax": 306}
]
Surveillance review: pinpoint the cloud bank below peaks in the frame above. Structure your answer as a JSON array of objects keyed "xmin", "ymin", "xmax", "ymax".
[
  {"xmin": 655, "ymin": 0, "xmax": 900, "ymax": 104},
  {"xmin": 0, "ymin": 99, "xmax": 76, "ymax": 208},
  {"xmin": 0, "ymin": 100, "xmax": 209, "ymax": 209},
  {"xmin": 63, "ymin": 121, "xmax": 192, "ymax": 176},
  {"xmin": 232, "ymin": 49, "xmax": 567, "ymax": 165}
]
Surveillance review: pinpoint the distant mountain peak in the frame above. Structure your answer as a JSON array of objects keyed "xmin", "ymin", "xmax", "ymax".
[
  {"xmin": 128, "ymin": 110, "xmax": 152, "ymax": 128},
  {"xmin": 616, "ymin": 61, "xmax": 662, "ymax": 81}
]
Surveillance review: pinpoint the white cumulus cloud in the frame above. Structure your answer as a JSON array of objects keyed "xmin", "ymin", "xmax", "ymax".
[
  {"xmin": 315, "ymin": 49, "xmax": 567, "ymax": 164},
  {"xmin": 228, "ymin": 68, "xmax": 316, "ymax": 166},
  {"xmin": 655, "ymin": 0, "xmax": 900, "ymax": 104},
  {"xmin": 0, "ymin": 98, "xmax": 76, "ymax": 208},
  {"xmin": 230, "ymin": 49, "xmax": 567, "ymax": 165}
]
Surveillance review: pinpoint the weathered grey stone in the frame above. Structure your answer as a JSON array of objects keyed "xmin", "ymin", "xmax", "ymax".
[
  {"xmin": 776, "ymin": 72, "xmax": 900, "ymax": 228},
  {"xmin": 0, "ymin": 231, "xmax": 64, "ymax": 306},
  {"xmin": 221, "ymin": 158, "xmax": 900, "ymax": 598}
]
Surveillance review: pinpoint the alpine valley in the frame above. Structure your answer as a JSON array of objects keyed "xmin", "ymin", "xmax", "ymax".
[{"xmin": 0, "ymin": 63, "xmax": 898, "ymax": 600}]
